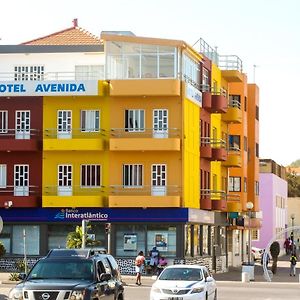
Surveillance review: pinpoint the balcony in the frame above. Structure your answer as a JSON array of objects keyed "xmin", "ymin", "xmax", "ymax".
[
  {"xmin": 0, "ymin": 129, "xmax": 41, "ymax": 151},
  {"xmin": 200, "ymin": 84, "xmax": 212, "ymax": 111},
  {"xmin": 222, "ymin": 148, "xmax": 242, "ymax": 167},
  {"xmin": 222, "ymin": 98, "xmax": 242, "ymax": 123},
  {"xmin": 0, "ymin": 185, "xmax": 41, "ymax": 207},
  {"xmin": 43, "ymin": 185, "xmax": 106, "ymax": 207},
  {"xmin": 211, "ymin": 92, "xmax": 228, "ymax": 113},
  {"xmin": 211, "ymin": 139, "xmax": 227, "ymax": 161},
  {"xmin": 200, "ymin": 137, "xmax": 212, "ymax": 159},
  {"xmin": 226, "ymin": 193, "xmax": 241, "ymax": 212},
  {"xmin": 109, "ymin": 79, "xmax": 181, "ymax": 97},
  {"xmin": 110, "ymin": 128, "xmax": 181, "ymax": 151},
  {"xmin": 200, "ymin": 189, "xmax": 212, "ymax": 210},
  {"xmin": 44, "ymin": 128, "xmax": 106, "ymax": 151},
  {"xmin": 108, "ymin": 185, "xmax": 181, "ymax": 208},
  {"xmin": 219, "ymin": 55, "xmax": 243, "ymax": 82}
]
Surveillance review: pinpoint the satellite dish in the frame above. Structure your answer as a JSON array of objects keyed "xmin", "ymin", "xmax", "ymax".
[{"xmin": 0, "ymin": 216, "xmax": 3, "ymax": 234}]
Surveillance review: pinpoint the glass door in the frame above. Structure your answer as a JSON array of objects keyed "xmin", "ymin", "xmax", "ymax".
[
  {"xmin": 153, "ymin": 109, "xmax": 168, "ymax": 138},
  {"xmin": 151, "ymin": 164, "xmax": 166, "ymax": 196},
  {"xmin": 57, "ymin": 110, "xmax": 72, "ymax": 139},
  {"xmin": 15, "ymin": 111, "xmax": 30, "ymax": 139}
]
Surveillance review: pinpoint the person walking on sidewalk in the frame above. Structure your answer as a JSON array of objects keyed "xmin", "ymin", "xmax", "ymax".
[
  {"xmin": 135, "ymin": 251, "xmax": 145, "ymax": 285},
  {"xmin": 290, "ymin": 253, "xmax": 297, "ymax": 276}
]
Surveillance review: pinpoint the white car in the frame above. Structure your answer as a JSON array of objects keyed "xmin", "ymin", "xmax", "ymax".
[
  {"xmin": 150, "ymin": 264, "xmax": 217, "ymax": 300},
  {"xmin": 252, "ymin": 246, "xmax": 263, "ymax": 261}
]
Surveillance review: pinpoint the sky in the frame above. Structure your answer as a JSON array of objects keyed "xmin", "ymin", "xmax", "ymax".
[{"xmin": 0, "ymin": 0, "xmax": 299, "ymax": 166}]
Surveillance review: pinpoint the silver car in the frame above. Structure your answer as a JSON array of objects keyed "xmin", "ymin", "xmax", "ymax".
[{"xmin": 150, "ymin": 264, "xmax": 217, "ymax": 300}]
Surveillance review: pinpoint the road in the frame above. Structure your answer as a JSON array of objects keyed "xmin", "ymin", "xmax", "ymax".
[{"xmin": 124, "ymin": 281, "xmax": 300, "ymax": 299}]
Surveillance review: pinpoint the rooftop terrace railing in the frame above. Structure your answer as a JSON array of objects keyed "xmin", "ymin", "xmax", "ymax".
[{"xmin": 219, "ymin": 55, "xmax": 243, "ymax": 72}]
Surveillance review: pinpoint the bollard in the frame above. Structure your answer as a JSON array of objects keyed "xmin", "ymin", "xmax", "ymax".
[{"xmin": 242, "ymin": 272, "xmax": 250, "ymax": 283}]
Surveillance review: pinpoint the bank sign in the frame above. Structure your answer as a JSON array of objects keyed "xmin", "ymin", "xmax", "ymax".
[{"xmin": 0, "ymin": 80, "xmax": 98, "ymax": 96}]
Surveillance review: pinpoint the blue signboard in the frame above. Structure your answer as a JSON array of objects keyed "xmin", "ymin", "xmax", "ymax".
[{"xmin": 0, "ymin": 207, "xmax": 188, "ymax": 223}]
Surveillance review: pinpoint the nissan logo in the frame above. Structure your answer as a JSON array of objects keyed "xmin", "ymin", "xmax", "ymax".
[{"xmin": 41, "ymin": 293, "xmax": 50, "ymax": 300}]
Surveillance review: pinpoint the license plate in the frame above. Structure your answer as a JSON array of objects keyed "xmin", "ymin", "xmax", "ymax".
[{"xmin": 167, "ymin": 298, "xmax": 183, "ymax": 300}]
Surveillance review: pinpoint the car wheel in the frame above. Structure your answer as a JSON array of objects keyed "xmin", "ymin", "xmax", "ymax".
[{"xmin": 214, "ymin": 289, "xmax": 217, "ymax": 300}]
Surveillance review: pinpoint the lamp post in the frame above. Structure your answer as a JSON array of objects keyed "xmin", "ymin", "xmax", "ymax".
[
  {"xmin": 291, "ymin": 214, "xmax": 295, "ymax": 242},
  {"xmin": 246, "ymin": 202, "xmax": 254, "ymax": 265}
]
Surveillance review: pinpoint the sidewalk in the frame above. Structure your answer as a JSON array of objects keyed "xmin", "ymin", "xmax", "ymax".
[{"xmin": 1, "ymin": 257, "xmax": 299, "ymax": 286}]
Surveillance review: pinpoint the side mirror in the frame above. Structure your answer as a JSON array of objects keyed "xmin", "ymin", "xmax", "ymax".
[
  {"xmin": 99, "ymin": 273, "xmax": 112, "ymax": 282},
  {"xmin": 18, "ymin": 273, "xmax": 26, "ymax": 280},
  {"xmin": 206, "ymin": 276, "xmax": 214, "ymax": 282}
]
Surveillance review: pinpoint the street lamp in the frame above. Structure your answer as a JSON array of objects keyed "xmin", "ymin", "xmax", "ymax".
[
  {"xmin": 246, "ymin": 201, "xmax": 254, "ymax": 265},
  {"xmin": 291, "ymin": 214, "xmax": 295, "ymax": 242}
]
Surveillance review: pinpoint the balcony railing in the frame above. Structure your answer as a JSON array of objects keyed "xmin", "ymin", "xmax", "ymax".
[
  {"xmin": 193, "ymin": 38, "xmax": 219, "ymax": 65},
  {"xmin": 44, "ymin": 128, "xmax": 106, "ymax": 139},
  {"xmin": 0, "ymin": 185, "xmax": 39, "ymax": 195},
  {"xmin": 44, "ymin": 185, "xmax": 106, "ymax": 196},
  {"xmin": 0, "ymin": 71, "xmax": 104, "ymax": 81},
  {"xmin": 228, "ymin": 98, "xmax": 241, "ymax": 109},
  {"xmin": 200, "ymin": 137, "xmax": 226, "ymax": 148},
  {"xmin": 200, "ymin": 189, "xmax": 226, "ymax": 200},
  {"xmin": 110, "ymin": 128, "xmax": 181, "ymax": 138},
  {"xmin": 110, "ymin": 185, "xmax": 181, "ymax": 196},
  {"xmin": 0, "ymin": 129, "xmax": 40, "ymax": 139},
  {"xmin": 219, "ymin": 55, "xmax": 243, "ymax": 72}
]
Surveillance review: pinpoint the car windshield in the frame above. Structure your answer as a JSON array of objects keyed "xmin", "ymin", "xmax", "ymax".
[
  {"xmin": 27, "ymin": 259, "xmax": 94, "ymax": 280},
  {"xmin": 159, "ymin": 268, "xmax": 203, "ymax": 281}
]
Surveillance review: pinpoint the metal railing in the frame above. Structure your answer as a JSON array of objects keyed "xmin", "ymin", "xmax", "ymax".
[
  {"xmin": 110, "ymin": 128, "xmax": 181, "ymax": 138},
  {"xmin": 44, "ymin": 185, "xmax": 106, "ymax": 196},
  {"xmin": 228, "ymin": 98, "xmax": 241, "ymax": 109},
  {"xmin": 110, "ymin": 185, "xmax": 181, "ymax": 196},
  {"xmin": 201, "ymin": 189, "xmax": 240, "ymax": 202},
  {"xmin": 0, "ymin": 129, "xmax": 40, "ymax": 138},
  {"xmin": 44, "ymin": 128, "xmax": 106, "ymax": 139},
  {"xmin": 0, "ymin": 71, "xmax": 104, "ymax": 81},
  {"xmin": 200, "ymin": 137, "xmax": 226, "ymax": 148},
  {"xmin": 193, "ymin": 38, "xmax": 219, "ymax": 65},
  {"xmin": 219, "ymin": 55, "xmax": 243, "ymax": 72},
  {"xmin": 0, "ymin": 185, "xmax": 39, "ymax": 195}
]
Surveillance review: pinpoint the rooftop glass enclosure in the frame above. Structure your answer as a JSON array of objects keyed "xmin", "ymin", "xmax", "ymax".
[{"xmin": 105, "ymin": 41, "xmax": 200, "ymax": 90}]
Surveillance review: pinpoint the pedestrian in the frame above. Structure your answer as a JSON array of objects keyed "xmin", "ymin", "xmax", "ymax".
[
  {"xmin": 157, "ymin": 256, "xmax": 168, "ymax": 275},
  {"xmin": 290, "ymin": 253, "xmax": 297, "ymax": 276},
  {"xmin": 260, "ymin": 249, "xmax": 270, "ymax": 267},
  {"xmin": 135, "ymin": 251, "xmax": 145, "ymax": 285},
  {"xmin": 149, "ymin": 246, "xmax": 160, "ymax": 275},
  {"xmin": 284, "ymin": 238, "xmax": 290, "ymax": 255}
]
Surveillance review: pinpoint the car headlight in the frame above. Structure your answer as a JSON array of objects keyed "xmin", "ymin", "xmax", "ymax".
[
  {"xmin": 191, "ymin": 286, "xmax": 204, "ymax": 294},
  {"xmin": 70, "ymin": 290, "xmax": 85, "ymax": 300},
  {"xmin": 8, "ymin": 288, "xmax": 23, "ymax": 300},
  {"xmin": 150, "ymin": 286, "xmax": 161, "ymax": 293}
]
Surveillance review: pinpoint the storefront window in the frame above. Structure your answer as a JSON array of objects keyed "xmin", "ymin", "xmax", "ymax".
[
  {"xmin": 115, "ymin": 224, "xmax": 146, "ymax": 257},
  {"xmin": 147, "ymin": 225, "xmax": 176, "ymax": 257},
  {"xmin": 202, "ymin": 225, "xmax": 210, "ymax": 256},
  {"xmin": 48, "ymin": 224, "xmax": 76, "ymax": 250},
  {"xmin": 12, "ymin": 225, "xmax": 40, "ymax": 255},
  {"xmin": 184, "ymin": 225, "xmax": 192, "ymax": 257},
  {"xmin": 194, "ymin": 225, "xmax": 200, "ymax": 256}
]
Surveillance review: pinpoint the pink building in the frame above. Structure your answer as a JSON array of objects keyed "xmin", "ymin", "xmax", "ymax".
[{"xmin": 252, "ymin": 159, "xmax": 287, "ymax": 250}]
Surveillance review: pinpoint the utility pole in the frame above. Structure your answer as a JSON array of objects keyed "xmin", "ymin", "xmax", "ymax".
[
  {"xmin": 82, "ymin": 219, "xmax": 87, "ymax": 249},
  {"xmin": 23, "ymin": 228, "xmax": 28, "ymax": 274}
]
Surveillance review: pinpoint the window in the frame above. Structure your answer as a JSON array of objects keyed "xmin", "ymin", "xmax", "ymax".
[
  {"xmin": 81, "ymin": 165, "xmax": 101, "ymax": 187},
  {"xmin": 244, "ymin": 97, "xmax": 247, "ymax": 111},
  {"xmin": 244, "ymin": 177, "xmax": 247, "ymax": 192},
  {"xmin": 0, "ymin": 111, "xmax": 8, "ymax": 133},
  {"xmin": 14, "ymin": 65, "xmax": 44, "ymax": 81},
  {"xmin": 244, "ymin": 136, "xmax": 247, "ymax": 151},
  {"xmin": 125, "ymin": 110, "xmax": 145, "ymax": 132},
  {"xmin": 228, "ymin": 135, "xmax": 240, "ymax": 150},
  {"xmin": 202, "ymin": 67, "xmax": 209, "ymax": 91},
  {"xmin": 256, "ymin": 105, "xmax": 259, "ymax": 120},
  {"xmin": 0, "ymin": 165, "xmax": 6, "ymax": 188},
  {"xmin": 202, "ymin": 225, "xmax": 210, "ymax": 256},
  {"xmin": 182, "ymin": 54, "xmax": 200, "ymax": 89},
  {"xmin": 255, "ymin": 181, "xmax": 259, "ymax": 195},
  {"xmin": 81, "ymin": 110, "xmax": 100, "ymax": 132},
  {"xmin": 256, "ymin": 143, "xmax": 259, "ymax": 157},
  {"xmin": 229, "ymin": 95, "xmax": 241, "ymax": 109},
  {"xmin": 229, "ymin": 176, "xmax": 241, "ymax": 192},
  {"xmin": 75, "ymin": 65, "xmax": 104, "ymax": 80},
  {"xmin": 251, "ymin": 229, "xmax": 259, "ymax": 241},
  {"xmin": 123, "ymin": 164, "xmax": 143, "ymax": 187}
]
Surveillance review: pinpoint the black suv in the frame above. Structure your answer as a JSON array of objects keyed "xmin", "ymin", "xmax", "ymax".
[{"xmin": 9, "ymin": 249, "xmax": 124, "ymax": 300}]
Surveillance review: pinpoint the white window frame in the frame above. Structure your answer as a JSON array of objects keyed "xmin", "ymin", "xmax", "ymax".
[
  {"xmin": 229, "ymin": 176, "xmax": 241, "ymax": 192},
  {"xmin": 81, "ymin": 164, "xmax": 101, "ymax": 188},
  {"xmin": 80, "ymin": 110, "xmax": 100, "ymax": 132},
  {"xmin": 14, "ymin": 65, "xmax": 44, "ymax": 81},
  {"xmin": 0, "ymin": 111, "xmax": 8, "ymax": 133},
  {"xmin": 123, "ymin": 164, "xmax": 143, "ymax": 187},
  {"xmin": 0, "ymin": 164, "xmax": 7, "ymax": 188},
  {"xmin": 125, "ymin": 109, "xmax": 145, "ymax": 132}
]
